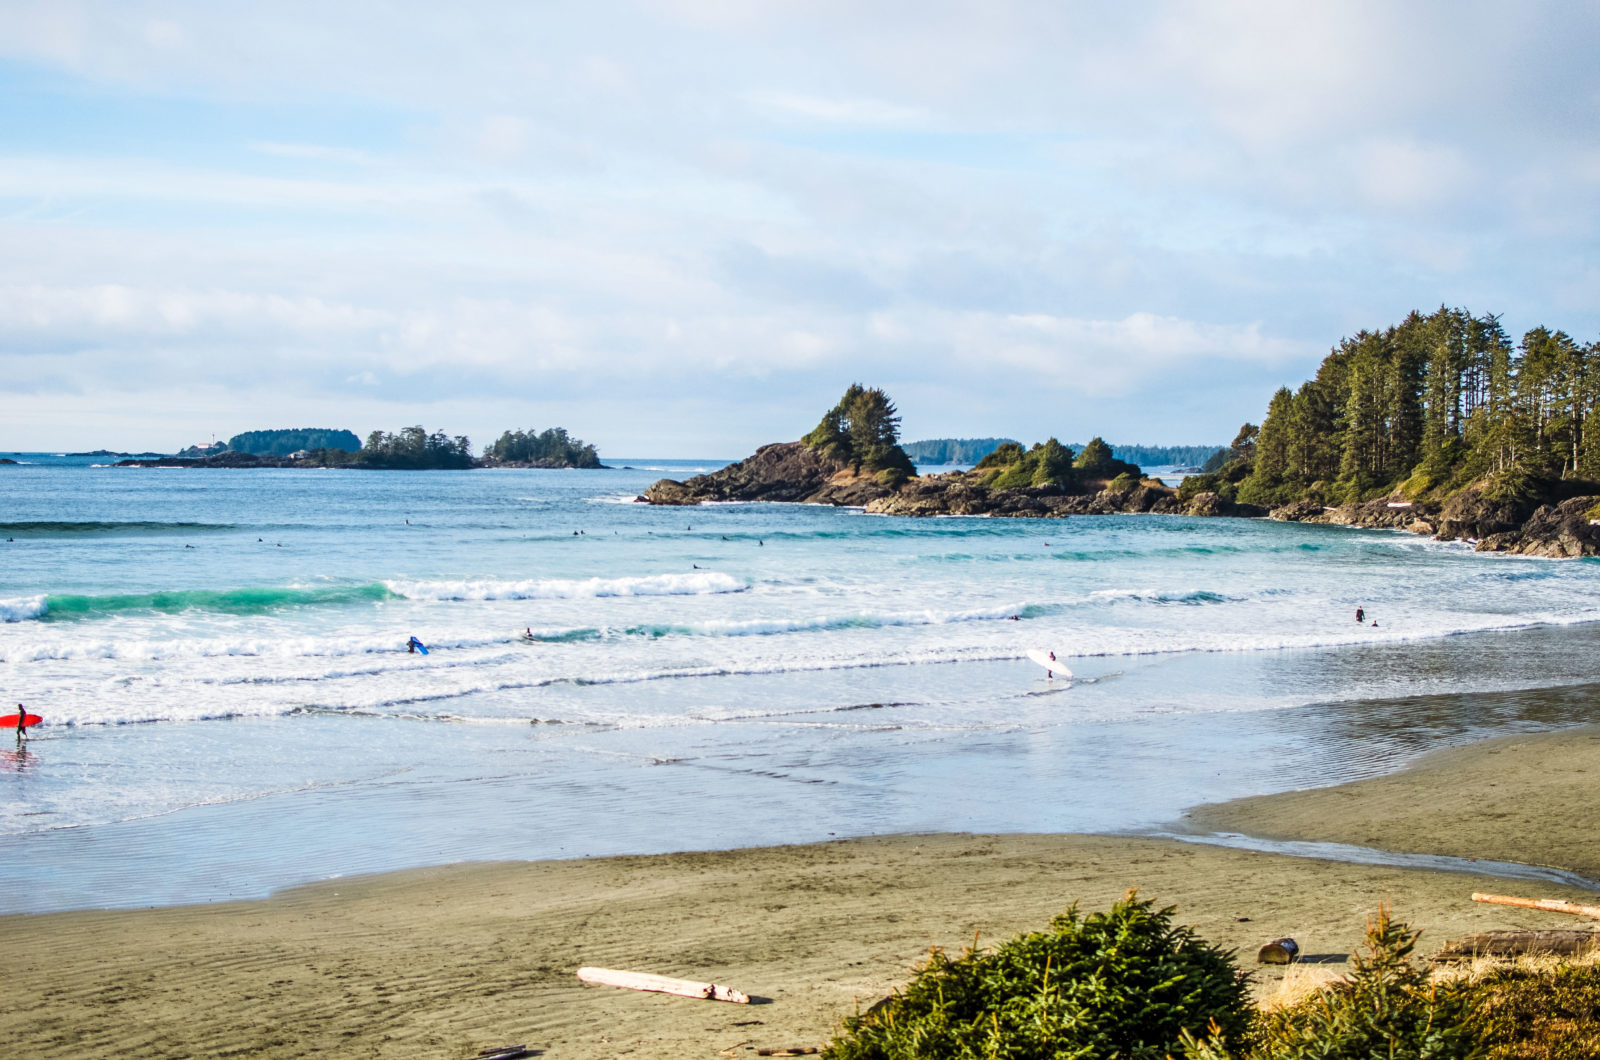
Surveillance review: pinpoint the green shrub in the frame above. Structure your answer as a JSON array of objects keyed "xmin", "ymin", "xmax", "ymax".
[
  {"xmin": 1177, "ymin": 473, "xmax": 1221, "ymax": 502},
  {"xmin": 824, "ymin": 892, "xmax": 1250, "ymax": 1060},
  {"xmin": 1183, "ymin": 908, "xmax": 1479, "ymax": 1060},
  {"xmin": 1459, "ymin": 955, "xmax": 1600, "ymax": 1059},
  {"xmin": 1108, "ymin": 472, "xmax": 1141, "ymax": 492}
]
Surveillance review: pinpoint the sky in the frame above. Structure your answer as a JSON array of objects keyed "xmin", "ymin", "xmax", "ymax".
[{"xmin": 2, "ymin": 1, "xmax": 1598, "ymax": 456}]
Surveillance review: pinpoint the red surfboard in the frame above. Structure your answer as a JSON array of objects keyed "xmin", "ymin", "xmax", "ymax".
[{"xmin": 1, "ymin": 713, "xmax": 41, "ymax": 729}]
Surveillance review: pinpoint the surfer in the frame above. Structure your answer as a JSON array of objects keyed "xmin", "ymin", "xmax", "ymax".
[
  {"xmin": 1355, "ymin": 606, "xmax": 1365, "ymax": 623},
  {"xmin": 407, "ymin": 636, "xmax": 424, "ymax": 654},
  {"xmin": 13, "ymin": 704, "xmax": 29, "ymax": 746}
]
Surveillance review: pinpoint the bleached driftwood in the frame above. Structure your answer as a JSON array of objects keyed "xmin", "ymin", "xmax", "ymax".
[
  {"xmin": 576, "ymin": 966, "xmax": 751, "ymax": 1003},
  {"xmin": 1434, "ymin": 929, "xmax": 1600, "ymax": 961},
  {"xmin": 1471, "ymin": 892, "xmax": 1600, "ymax": 918}
]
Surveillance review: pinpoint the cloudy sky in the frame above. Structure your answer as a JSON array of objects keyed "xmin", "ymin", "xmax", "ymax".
[{"xmin": 3, "ymin": 1, "xmax": 1597, "ymax": 456}]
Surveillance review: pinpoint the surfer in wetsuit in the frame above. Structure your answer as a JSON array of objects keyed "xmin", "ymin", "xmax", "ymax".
[
  {"xmin": 13, "ymin": 704, "xmax": 28, "ymax": 747},
  {"xmin": 1355, "ymin": 606, "xmax": 1365, "ymax": 623},
  {"xmin": 407, "ymin": 636, "xmax": 423, "ymax": 653}
]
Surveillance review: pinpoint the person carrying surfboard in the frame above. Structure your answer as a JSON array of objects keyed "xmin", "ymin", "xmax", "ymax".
[{"xmin": 11, "ymin": 704, "xmax": 38, "ymax": 746}]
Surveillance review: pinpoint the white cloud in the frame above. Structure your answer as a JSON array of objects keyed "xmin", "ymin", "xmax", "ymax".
[
  {"xmin": 0, "ymin": 1, "xmax": 1596, "ymax": 452},
  {"xmin": 745, "ymin": 91, "xmax": 931, "ymax": 127}
]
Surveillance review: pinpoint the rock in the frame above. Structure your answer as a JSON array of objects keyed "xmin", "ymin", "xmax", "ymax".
[
  {"xmin": 1475, "ymin": 496, "xmax": 1600, "ymax": 557},
  {"xmin": 1310, "ymin": 495, "xmax": 1438, "ymax": 529},
  {"xmin": 1435, "ymin": 489, "xmax": 1533, "ymax": 541},
  {"xmin": 642, "ymin": 442, "xmax": 893, "ymax": 507},
  {"xmin": 1269, "ymin": 499, "xmax": 1324, "ymax": 522},
  {"xmin": 1180, "ymin": 493, "xmax": 1267, "ymax": 518}
]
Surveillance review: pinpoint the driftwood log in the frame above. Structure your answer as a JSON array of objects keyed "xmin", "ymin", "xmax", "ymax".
[
  {"xmin": 1471, "ymin": 892, "xmax": 1600, "ymax": 918},
  {"xmin": 576, "ymin": 966, "xmax": 751, "ymax": 1003},
  {"xmin": 1433, "ymin": 929, "xmax": 1600, "ymax": 961}
]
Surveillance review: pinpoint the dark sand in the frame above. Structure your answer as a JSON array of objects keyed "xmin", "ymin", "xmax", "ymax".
[{"xmin": 4, "ymin": 723, "xmax": 1599, "ymax": 1058}]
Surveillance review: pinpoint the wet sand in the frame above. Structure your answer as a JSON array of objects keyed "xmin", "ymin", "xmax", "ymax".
[
  {"xmin": 1187, "ymin": 721, "xmax": 1600, "ymax": 880},
  {"xmin": 4, "ymin": 724, "xmax": 1599, "ymax": 1059}
]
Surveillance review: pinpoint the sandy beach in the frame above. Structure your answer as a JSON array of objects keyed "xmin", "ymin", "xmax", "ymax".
[{"xmin": 5, "ymin": 719, "xmax": 1599, "ymax": 1059}]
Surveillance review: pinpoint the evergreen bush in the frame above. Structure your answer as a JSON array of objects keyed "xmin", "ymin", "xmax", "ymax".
[{"xmin": 824, "ymin": 893, "xmax": 1250, "ymax": 1060}]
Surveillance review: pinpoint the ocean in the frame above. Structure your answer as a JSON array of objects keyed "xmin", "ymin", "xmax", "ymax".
[{"xmin": 2, "ymin": 454, "xmax": 1599, "ymax": 913}]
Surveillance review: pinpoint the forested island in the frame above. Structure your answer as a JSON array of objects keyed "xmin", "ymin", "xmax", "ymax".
[
  {"xmin": 117, "ymin": 425, "xmax": 604, "ymax": 470},
  {"xmin": 225, "ymin": 428, "xmax": 362, "ymax": 457},
  {"xmin": 647, "ymin": 313, "xmax": 1600, "ymax": 557},
  {"xmin": 644, "ymin": 385, "xmax": 1210, "ymax": 517},
  {"xmin": 901, "ymin": 437, "xmax": 1018, "ymax": 464},
  {"xmin": 902, "ymin": 438, "xmax": 1222, "ymax": 468}
]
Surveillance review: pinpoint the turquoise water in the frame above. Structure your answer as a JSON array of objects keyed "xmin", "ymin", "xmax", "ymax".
[{"xmin": 2, "ymin": 455, "xmax": 1599, "ymax": 912}]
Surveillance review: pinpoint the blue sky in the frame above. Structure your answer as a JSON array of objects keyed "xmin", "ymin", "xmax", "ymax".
[{"xmin": 3, "ymin": 1, "xmax": 1598, "ymax": 455}]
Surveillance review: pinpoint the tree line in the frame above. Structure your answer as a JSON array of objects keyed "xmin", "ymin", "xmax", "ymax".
[{"xmin": 1208, "ymin": 306, "xmax": 1600, "ymax": 508}]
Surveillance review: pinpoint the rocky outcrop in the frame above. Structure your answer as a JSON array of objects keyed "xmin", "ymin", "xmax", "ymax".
[
  {"xmin": 1179, "ymin": 492, "xmax": 1267, "ymax": 518},
  {"xmin": 1434, "ymin": 489, "xmax": 1535, "ymax": 542},
  {"xmin": 1476, "ymin": 496, "xmax": 1600, "ymax": 557},
  {"xmin": 644, "ymin": 447, "xmax": 1287, "ymax": 520},
  {"xmin": 642, "ymin": 442, "xmax": 895, "ymax": 506},
  {"xmin": 1269, "ymin": 499, "xmax": 1326, "ymax": 522},
  {"xmin": 117, "ymin": 452, "xmax": 288, "ymax": 468},
  {"xmin": 641, "ymin": 439, "xmax": 1600, "ymax": 554}
]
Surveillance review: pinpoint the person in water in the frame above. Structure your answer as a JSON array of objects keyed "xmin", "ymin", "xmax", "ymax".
[
  {"xmin": 13, "ymin": 704, "xmax": 29, "ymax": 746},
  {"xmin": 1356, "ymin": 606, "xmax": 1365, "ymax": 623},
  {"xmin": 407, "ymin": 636, "xmax": 424, "ymax": 653}
]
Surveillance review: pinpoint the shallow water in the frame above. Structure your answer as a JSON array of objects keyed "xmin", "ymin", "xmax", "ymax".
[{"xmin": 2, "ymin": 456, "xmax": 1598, "ymax": 913}]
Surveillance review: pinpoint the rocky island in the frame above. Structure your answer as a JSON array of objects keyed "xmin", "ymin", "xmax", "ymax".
[
  {"xmin": 646, "ymin": 308, "xmax": 1600, "ymax": 560},
  {"xmin": 643, "ymin": 387, "xmax": 1262, "ymax": 520}
]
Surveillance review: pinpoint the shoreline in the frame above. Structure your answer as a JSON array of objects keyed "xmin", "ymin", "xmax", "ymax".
[{"xmin": 5, "ymin": 716, "xmax": 1600, "ymax": 1058}]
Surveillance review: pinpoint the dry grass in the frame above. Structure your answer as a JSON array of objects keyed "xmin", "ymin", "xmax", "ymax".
[
  {"xmin": 1254, "ymin": 948, "xmax": 1600, "ymax": 1060},
  {"xmin": 1257, "ymin": 964, "xmax": 1344, "ymax": 1013}
]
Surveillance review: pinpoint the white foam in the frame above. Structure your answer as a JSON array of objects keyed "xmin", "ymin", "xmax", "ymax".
[
  {"xmin": 0, "ymin": 595, "xmax": 47, "ymax": 622},
  {"xmin": 385, "ymin": 571, "xmax": 746, "ymax": 601}
]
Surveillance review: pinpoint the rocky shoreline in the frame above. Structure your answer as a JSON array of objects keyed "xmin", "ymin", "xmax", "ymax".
[
  {"xmin": 641, "ymin": 441, "xmax": 1265, "ymax": 517},
  {"xmin": 642, "ymin": 441, "xmax": 1600, "ymax": 557}
]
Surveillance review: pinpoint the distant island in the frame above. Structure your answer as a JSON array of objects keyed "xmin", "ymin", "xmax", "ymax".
[
  {"xmin": 901, "ymin": 438, "xmax": 1019, "ymax": 464},
  {"xmin": 902, "ymin": 438, "xmax": 1224, "ymax": 468},
  {"xmin": 117, "ymin": 425, "xmax": 605, "ymax": 471},
  {"xmin": 225, "ymin": 428, "xmax": 362, "ymax": 457}
]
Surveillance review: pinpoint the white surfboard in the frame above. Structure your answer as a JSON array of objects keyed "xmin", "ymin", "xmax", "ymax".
[{"xmin": 1026, "ymin": 649, "xmax": 1071, "ymax": 678}]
